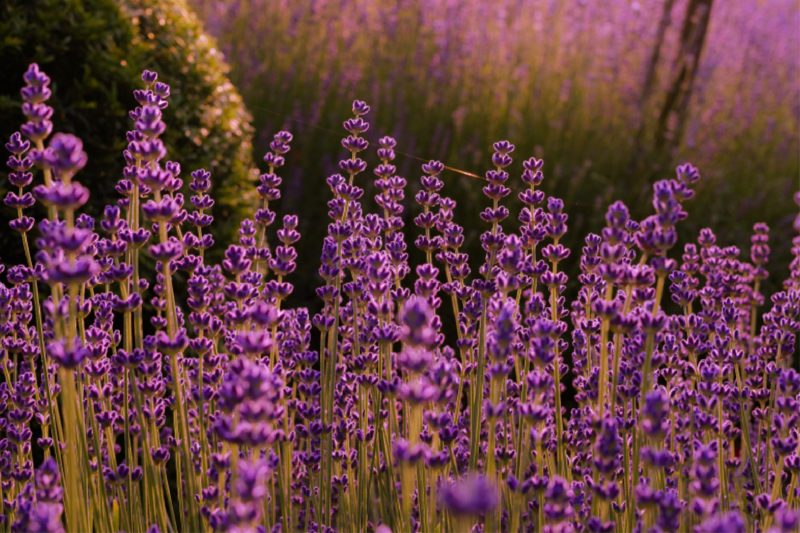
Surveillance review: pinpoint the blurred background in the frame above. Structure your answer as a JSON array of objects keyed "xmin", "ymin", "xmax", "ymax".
[{"xmin": 2, "ymin": 0, "xmax": 799, "ymax": 314}]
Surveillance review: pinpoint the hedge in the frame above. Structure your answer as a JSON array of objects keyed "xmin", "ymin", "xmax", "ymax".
[{"xmin": 0, "ymin": 0, "xmax": 257, "ymax": 264}]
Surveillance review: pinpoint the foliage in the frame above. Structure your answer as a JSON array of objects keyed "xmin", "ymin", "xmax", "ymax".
[{"xmin": 0, "ymin": 0, "xmax": 256, "ymax": 265}]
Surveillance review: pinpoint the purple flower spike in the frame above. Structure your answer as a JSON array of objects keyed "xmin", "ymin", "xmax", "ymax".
[
  {"xmin": 6, "ymin": 132, "xmax": 30, "ymax": 155},
  {"xmin": 441, "ymin": 475, "xmax": 498, "ymax": 516},
  {"xmin": 343, "ymin": 117, "xmax": 369, "ymax": 135},
  {"xmin": 142, "ymin": 70, "xmax": 158, "ymax": 85},
  {"xmin": 400, "ymin": 296, "xmax": 436, "ymax": 348},
  {"xmin": 46, "ymin": 133, "xmax": 88, "ymax": 178},
  {"xmin": 21, "ymin": 64, "xmax": 52, "ymax": 104},
  {"xmin": 352, "ymin": 100, "xmax": 370, "ymax": 116},
  {"xmin": 697, "ymin": 511, "xmax": 746, "ymax": 533},
  {"xmin": 46, "ymin": 340, "xmax": 89, "ymax": 369},
  {"xmin": 0, "ymin": 65, "xmax": 795, "ymax": 533}
]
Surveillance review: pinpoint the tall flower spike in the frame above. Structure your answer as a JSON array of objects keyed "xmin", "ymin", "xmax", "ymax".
[{"xmin": 0, "ymin": 64, "xmax": 796, "ymax": 533}]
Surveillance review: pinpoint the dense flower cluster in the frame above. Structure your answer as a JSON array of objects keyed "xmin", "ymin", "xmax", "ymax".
[{"xmin": 1, "ymin": 64, "xmax": 799, "ymax": 533}]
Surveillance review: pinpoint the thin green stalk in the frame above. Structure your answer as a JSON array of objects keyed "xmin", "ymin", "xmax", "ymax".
[
  {"xmin": 597, "ymin": 283, "xmax": 613, "ymax": 418},
  {"xmin": 549, "ymin": 259, "xmax": 566, "ymax": 479},
  {"xmin": 629, "ymin": 274, "xmax": 665, "ymax": 528},
  {"xmin": 469, "ymin": 306, "xmax": 488, "ymax": 471}
]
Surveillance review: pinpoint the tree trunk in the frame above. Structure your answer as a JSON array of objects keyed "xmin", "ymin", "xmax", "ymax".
[
  {"xmin": 641, "ymin": 0, "xmax": 677, "ymax": 107},
  {"xmin": 654, "ymin": 0, "xmax": 715, "ymax": 152},
  {"xmin": 628, "ymin": 0, "xmax": 678, "ymax": 177}
]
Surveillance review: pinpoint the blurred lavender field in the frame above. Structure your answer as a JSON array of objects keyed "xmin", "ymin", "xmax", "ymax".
[{"xmin": 193, "ymin": 0, "xmax": 799, "ymax": 308}]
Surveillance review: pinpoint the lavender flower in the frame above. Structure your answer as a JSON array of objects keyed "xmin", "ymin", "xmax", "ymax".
[{"xmin": 0, "ymin": 62, "xmax": 796, "ymax": 533}]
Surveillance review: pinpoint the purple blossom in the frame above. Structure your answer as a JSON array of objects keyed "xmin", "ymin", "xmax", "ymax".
[{"xmin": 0, "ymin": 62, "xmax": 797, "ymax": 533}]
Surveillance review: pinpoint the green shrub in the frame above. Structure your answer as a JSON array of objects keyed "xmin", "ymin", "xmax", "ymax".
[{"xmin": 0, "ymin": 0, "xmax": 257, "ymax": 264}]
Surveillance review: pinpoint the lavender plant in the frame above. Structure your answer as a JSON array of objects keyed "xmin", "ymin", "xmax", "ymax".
[{"xmin": 1, "ymin": 63, "xmax": 799, "ymax": 533}]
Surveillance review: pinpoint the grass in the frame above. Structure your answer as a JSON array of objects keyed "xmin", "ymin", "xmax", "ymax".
[{"xmin": 192, "ymin": 0, "xmax": 799, "ymax": 311}]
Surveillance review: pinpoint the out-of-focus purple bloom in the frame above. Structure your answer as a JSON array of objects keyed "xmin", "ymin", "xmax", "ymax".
[{"xmin": 440, "ymin": 475, "xmax": 498, "ymax": 516}]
